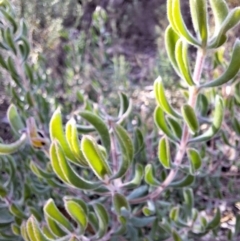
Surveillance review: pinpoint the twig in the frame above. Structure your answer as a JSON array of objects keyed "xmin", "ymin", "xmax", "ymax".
[{"xmin": 129, "ymin": 48, "xmax": 206, "ymax": 204}]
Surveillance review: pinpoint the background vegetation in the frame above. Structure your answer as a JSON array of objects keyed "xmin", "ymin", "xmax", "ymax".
[{"xmin": 0, "ymin": 0, "xmax": 240, "ymax": 240}]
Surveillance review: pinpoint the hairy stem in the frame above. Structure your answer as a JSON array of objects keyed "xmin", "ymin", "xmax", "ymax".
[{"xmin": 130, "ymin": 48, "xmax": 206, "ymax": 204}]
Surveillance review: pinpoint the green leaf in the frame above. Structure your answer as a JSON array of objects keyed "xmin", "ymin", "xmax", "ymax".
[
  {"xmin": 209, "ymin": 0, "xmax": 228, "ymax": 32},
  {"xmin": 172, "ymin": 229, "xmax": 183, "ymax": 241},
  {"xmin": 65, "ymin": 118, "xmax": 88, "ymax": 167},
  {"xmin": 42, "ymin": 225, "xmax": 55, "ymax": 239},
  {"xmin": 4, "ymin": 28, "xmax": 17, "ymax": 55},
  {"xmin": 170, "ymin": 207, "xmax": 179, "ymax": 221},
  {"xmin": 24, "ymin": 63, "xmax": 34, "ymax": 84},
  {"xmin": 4, "ymin": 155, "xmax": 16, "ymax": 187},
  {"xmin": 64, "ymin": 199, "xmax": 88, "ymax": 234},
  {"xmin": 9, "ymin": 203, "xmax": 27, "ymax": 219},
  {"xmin": 130, "ymin": 216, "xmax": 155, "ymax": 228},
  {"xmin": 167, "ymin": 117, "xmax": 182, "ymax": 139},
  {"xmin": 202, "ymin": 39, "xmax": 240, "ymax": 88},
  {"xmin": 197, "ymin": 93, "xmax": 209, "ymax": 116},
  {"xmin": 49, "ymin": 108, "xmax": 78, "ymax": 165},
  {"xmin": 0, "ymin": 133, "xmax": 27, "ymax": 155},
  {"xmin": 232, "ymin": 117, "xmax": 240, "ymax": 136},
  {"xmin": 209, "ymin": 8, "xmax": 240, "ymax": 48},
  {"xmin": 0, "ymin": 185, "xmax": 7, "ymax": 198},
  {"xmin": 189, "ymin": 0, "xmax": 208, "ymax": 47},
  {"xmin": 44, "ymin": 199, "xmax": 73, "ymax": 232},
  {"xmin": 113, "ymin": 193, "xmax": 130, "ymax": 215},
  {"xmin": 0, "ymin": 52, "xmax": 8, "ymax": 69},
  {"xmin": 189, "ymin": 95, "xmax": 224, "ymax": 143},
  {"xmin": 11, "ymin": 223, "xmax": 20, "ymax": 236},
  {"xmin": 133, "ymin": 128, "xmax": 144, "ymax": 156},
  {"xmin": 144, "ymin": 164, "xmax": 161, "ymax": 186},
  {"xmin": 81, "ymin": 136, "xmax": 112, "ymax": 180},
  {"xmin": 127, "ymin": 185, "xmax": 148, "ymax": 200},
  {"xmin": 30, "ymin": 161, "xmax": 55, "ymax": 179},
  {"xmin": 187, "ymin": 148, "xmax": 202, "ymax": 174},
  {"xmin": 158, "ymin": 136, "xmax": 171, "ymax": 169},
  {"xmin": 17, "ymin": 36, "xmax": 30, "ymax": 61},
  {"xmin": 142, "ymin": 201, "xmax": 156, "ymax": 216},
  {"xmin": 183, "ymin": 188, "xmax": 194, "ymax": 214},
  {"xmin": 165, "ymin": 25, "xmax": 180, "ymax": 75},
  {"xmin": 7, "ymin": 104, "xmax": 25, "ymax": 136},
  {"xmin": 154, "ymin": 76, "xmax": 182, "ymax": 118},
  {"xmin": 169, "ymin": 174, "xmax": 195, "ymax": 188},
  {"xmin": 206, "ymin": 208, "xmax": 221, "ymax": 230},
  {"xmin": 117, "ymin": 92, "xmax": 132, "ymax": 124},
  {"xmin": 26, "ymin": 216, "xmax": 48, "ymax": 241},
  {"xmin": 114, "ymin": 123, "xmax": 134, "ymax": 161},
  {"xmin": 79, "ymin": 111, "xmax": 111, "ymax": 154},
  {"xmin": 20, "ymin": 222, "xmax": 30, "ymax": 241},
  {"xmin": 7, "ymin": 57, "xmax": 21, "ymax": 87},
  {"xmin": 93, "ymin": 203, "xmax": 109, "ymax": 239},
  {"xmin": 111, "ymin": 123, "xmax": 134, "ymax": 179},
  {"xmin": 45, "ymin": 216, "xmax": 66, "ymax": 237},
  {"xmin": 50, "ymin": 141, "xmax": 100, "ymax": 190},
  {"xmin": 1, "ymin": 8, "xmax": 18, "ymax": 33},
  {"xmin": 175, "ymin": 39, "xmax": 195, "ymax": 86},
  {"xmin": 121, "ymin": 164, "xmax": 143, "ymax": 189},
  {"xmin": 167, "ymin": 0, "xmax": 199, "ymax": 46},
  {"xmin": 76, "ymin": 124, "xmax": 95, "ymax": 134},
  {"xmin": 181, "ymin": 104, "xmax": 199, "ymax": 134},
  {"xmin": 29, "ymin": 207, "xmax": 42, "ymax": 222},
  {"xmin": 234, "ymin": 214, "xmax": 240, "ymax": 237},
  {"xmin": 154, "ymin": 106, "xmax": 179, "ymax": 142}
]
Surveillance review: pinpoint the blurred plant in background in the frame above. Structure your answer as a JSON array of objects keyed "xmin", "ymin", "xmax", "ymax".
[{"xmin": 0, "ymin": 0, "xmax": 240, "ymax": 241}]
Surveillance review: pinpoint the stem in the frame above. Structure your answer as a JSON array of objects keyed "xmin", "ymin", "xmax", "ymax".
[{"xmin": 130, "ymin": 48, "xmax": 206, "ymax": 204}]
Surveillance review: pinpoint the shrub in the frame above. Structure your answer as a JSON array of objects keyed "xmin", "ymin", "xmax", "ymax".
[{"xmin": 0, "ymin": 0, "xmax": 240, "ymax": 240}]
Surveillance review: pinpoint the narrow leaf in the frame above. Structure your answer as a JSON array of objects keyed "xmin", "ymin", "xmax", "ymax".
[
  {"xmin": 81, "ymin": 136, "xmax": 112, "ymax": 180},
  {"xmin": 169, "ymin": 174, "xmax": 195, "ymax": 188},
  {"xmin": 44, "ymin": 199, "xmax": 73, "ymax": 232},
  {"xmin": 167, "ymin": 117, "xmax": 182, "ymax": 139},
  {"xmin": 209, "ymin": 0, "xmax": 229, "ymax": 31},
  {"xmin": 30, "ymin": 161, "xmax": 55, "ymax": 179},
  {"xmin": 202, "ymin": 39, "xmax": 240, "ymax": 88},
  {"xmin": 93, "ymin": 203, "xmax": 109, "ymax": 239},
  {"xmin": 66, "ymin": 118, "xmax": 88, "ymax": 167},
  {"xmin": 154, "ymin": 76, "xmax": 182, "ymax": 118},
  {"xmin": 50, "ymin": 141, "xmax": 100, "ymax": 190},
  {"xmin": 79, "ymin": 111, "xmax": 111, "ymax": 154},
  {"xmin": 49, "ymin": 108, "xmax": 78, "ymax": 165},
  {"xmin": 189, "ymin": 95, "xmax": 224, "ymax": 143},
  {"xmin": 113, "ymin": 193, "xmax": 130, "ymax": 215},
  {"xmin": 111, "ymin": 123, "xmax": 134, "ymax": 179},
  {"xmin": 206, "ymin": 208, "xmax": 221, "ymax": 230},
  {"xmin": 154, "ymin": 106, "xmax": 179, "ymax": 142},
  {"xmin": 187, "ymin": 148, "xmax": 202, "ymax": 174},
  {"xmin": 26, "ymin": 216, "xmax": 48, "ymax": 241},
  {"xmin": 64, "ymin": 200, "xmax": 88, "ymax": 234},
  {"xmin": 121, "ymin": 164, "xmax": 143, "ymax": 189},
  {"xmin": 189, "ymin": 0, "xmax": 208, "ymax": 47},
  {"xmin": 7, "ymin": 104, "xmax": 24, "ymax": 136},
  {"xmin": 181, "ymin": 104, "xmax": 199, "ymax": 134},
  {"xmin": 167, "ymin": 0, "xmax": 200, "ymax": 46},
  {"xmin": 165, "ymin": 25, "xmax": 180, "ymax": 75},
  {"xmin": 144, "ymin": 164, "xmax": 161, "ymax": 186},
  {"xmin": 172, "ymin": 229, "xmax": 183, "ymax": 241},
  {"xmin": 0, "ymin": 133, "xmax": 27, "ymax": 155},
  {"xmin": 209, "ymin": 8, "xmax": 240, "ymax": 48},
  {"xmin": 175, "ymin": 39, "xmax": 195, "ymax": 86},
  {"xmin": 158, "ymin": 136, "xmax": 171, "ymax": 169}
]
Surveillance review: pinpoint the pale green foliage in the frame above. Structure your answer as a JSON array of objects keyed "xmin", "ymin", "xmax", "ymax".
[{"xmin": 0, "ymin": 1, "xmax": 240, "ymax": 241}]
